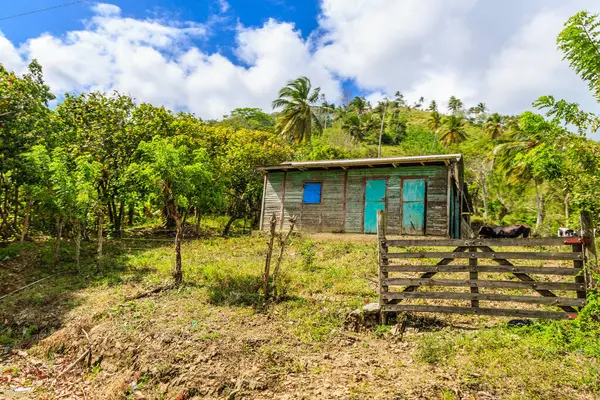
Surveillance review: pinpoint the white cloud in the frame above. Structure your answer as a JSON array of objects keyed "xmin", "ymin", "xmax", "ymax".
[
  {"xmin": 314, "ymin": 0, "xmax": 477, "ymax": 91},
  {"xmin": 484, "ymin": 6, "xmax": 597, "ymax": 116},
  {"xmin": 0, "ymin": 6, "xmax": 340, "ymax": 119},
  {"xmin": 92, "ymin": 3, "xmax": 121, "ymax": 17},
  {"xmin": 0, "ymin": 0, "xmax": 599, "ymax": 131},
  {"xmin": 218, "ymin": 0, "xmax": 230, "ymax": 13}
]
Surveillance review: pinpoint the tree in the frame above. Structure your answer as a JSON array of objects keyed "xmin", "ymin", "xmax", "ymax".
[
  {"xmin": 476, "ymin": 102, "xmax": 488, "ymax": 114},
  {"xmin": 375, "ymin": 99, "xmax": 389, "ymax": 157},
  {"xmin": 0, "ymin": 60, "xmax": 54, "ymax": 240},
  {"xmin": 56, "ymin": 92, "xmax": 138, "ymax": 235},
  {"xmin": 132, "ymin": 138, "xmax": 216, "ymax": 284},
  {"xmin": 439, "ymin": 115, "xmax": 467, "ymax": 146},
  {"xmin": 221, "ymin": 108, "xmax": 274, "ymax": 131},
  {"xmin": 272, "ymin": 76, "xmax": 323, "ymax": 144},
  {"xmin": 349, "ymin": 97, "xmax": 370, "ymax": 117},
  {"xmin": 558, "ymin": 11, "xmax": 600, "ymax": 101},
  {"xmin": 222, "ymin": 129, "xmax": 292, "ymax": 235},
  {"xmin": 427, "ymin": 100, "xmax": 438, "ymax": 112},
  {"xmin": 494, "ymin": 112, "xmax": 565, "ymax": 231},
  {"xmin": 447, "ymin": 96, "xmax": 464, "ymax": 115},
  {"xmin": 341, "ymin": 113, "xmax": 363, "ymax": 141},
  {"xmin": 428, "ymin": 111, "xmax": 442, "ymax": 132},
  {"xmin": 483, "ymin": 113, "xmax": 504, "ymax": 140}
]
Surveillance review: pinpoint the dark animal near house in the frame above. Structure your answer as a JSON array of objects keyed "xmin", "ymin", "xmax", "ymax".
[
  {"xmin": 478, "ymin": 225, "xmax": 531, "ymax": 239},
  {"xmin": 558, "ymin": 228, "xmax": 577, "ymax": 237}
]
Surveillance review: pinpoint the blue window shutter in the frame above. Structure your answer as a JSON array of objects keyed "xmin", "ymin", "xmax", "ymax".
[{"xmin": 303, "ymin": 182, "xmax": 322, "ymax": 204}]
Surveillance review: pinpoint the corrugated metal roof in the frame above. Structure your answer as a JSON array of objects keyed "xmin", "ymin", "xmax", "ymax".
[{"xmin": 258, "ymin": 154, "xmax": 462, "ymax": 171}]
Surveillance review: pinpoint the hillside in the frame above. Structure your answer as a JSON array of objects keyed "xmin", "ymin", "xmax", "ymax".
[{"xmin": 2, "ymin": 230, "xmax": 600, "ymax": 399}]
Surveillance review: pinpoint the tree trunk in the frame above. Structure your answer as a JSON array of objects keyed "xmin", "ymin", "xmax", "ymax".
[
  {"xmin": 96, "ymin": 214, "xmax": 103, "ymax": 273},
  {"xmin": 20, "ymin": 196, "xmax": 33, "ymax": 244},
  {"xmin": 377, "ymin": 107, "xmax": 386, "ymax": 158},
  {"xmin": 535, "ymin": 181, "xmax": 544, "ymax": 232},
  {"xmin": 223, "ymin": 215, "xmax": 239, "ymax": 236},
  {"xmin": 271, "ymin": 216, "xmax": 296, "ymax": 298},
  {"xmin": 107, "ymin": 200, "xmax": 114, "ymax": 225},
  {"xmin": 263, "ymin": 214, "xmax": 277, "ymax": 299},
  {"xmin": 117, "ymin": 201, "xmax": 125, "ymax": 237},
  {"xmin": 164, "ymin": 205, "xmax": 176, "ymax": 228},
  {"xmin": 480, "ymin": 171, "xmax": 488, "ymax": 219},
  {"xmin": 12, "ymin": 185, "xmax": 19, "ymax": 230},
  {"xmin": 173, "ymin": 215, "xmax": 183, "ymax": 284},
  {"xmin": 74, "ymin": 220, "xmax": 81, "ymax": 274},
  {"xmin": 565, "ymin": 193, "xmax": 570, "ymax": 227},
  {"xmin": 196, "ymin": 208, "xmax": 201, "ymax": 233},
  {"xmin": 128, "ymin": 204, "xmax": 134, "ymax": 226},
  {"xmin": 53, "ymin": 217, "xmax": 63, "ymax": 264}
]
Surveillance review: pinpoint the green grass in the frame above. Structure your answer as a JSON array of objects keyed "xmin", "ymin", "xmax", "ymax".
[{"xmin": 2, "ymin": 226, "xmax": 600, "ymax": 399}]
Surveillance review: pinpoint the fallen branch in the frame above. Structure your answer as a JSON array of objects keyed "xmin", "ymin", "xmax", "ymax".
[
  {"xmin": 57, "ymin": 348, "xmax": 91, "ymax": 379},
  {"xmin": 124, "ymin": 284, "xmax": 174, "ymax": 301}
]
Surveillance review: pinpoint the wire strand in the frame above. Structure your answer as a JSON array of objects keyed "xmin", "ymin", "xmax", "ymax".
[{"xmin": 0, "ymin": 0, "xmax": 90, "ymax": 22}]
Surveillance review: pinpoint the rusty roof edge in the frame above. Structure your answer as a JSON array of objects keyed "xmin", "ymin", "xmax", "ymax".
[{"xmin": 257, "ymin": 154, "xmax": 462, "ymax": 171}]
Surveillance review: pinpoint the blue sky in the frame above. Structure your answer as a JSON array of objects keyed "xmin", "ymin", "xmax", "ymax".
[{"xmin": 1, "ymin": 0, "xmax": 599, "ymax": 135}]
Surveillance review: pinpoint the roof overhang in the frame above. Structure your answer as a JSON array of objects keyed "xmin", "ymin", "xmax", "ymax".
[{"xmin": 258, "ymin": 154, "xmax": 463, "ymax": 172}]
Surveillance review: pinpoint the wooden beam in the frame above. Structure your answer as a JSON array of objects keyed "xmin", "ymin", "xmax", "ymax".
[
  {"xmin": 383, "ymin": 264, "xmax": 583, "ymax": 276},
  {"xmin": 387, "ymin": 246, "xmax": 468, "ymax": 305},
  {"xmin": 381, "ymin": 292, "xmax": 586, "ymax": 307},
  {"xmin": 384, "ymin": 238, "xmax": 580, "ymax": 247},
  {"xmin": 384, "ymin": 278, "xmax": 584, "ymax": 291},
  {"xmin": 386, "ymin": 252, "xmax": 583, "ymax": 260},
  {"xmin": 479, "ymin": 245, "xmax": 578, "ymax": 313},
  {"xmin": 381, "ymin": 304, "xmax": 573, "ymax": 319}
]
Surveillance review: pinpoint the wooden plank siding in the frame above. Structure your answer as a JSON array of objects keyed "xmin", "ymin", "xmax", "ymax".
[{"xmin": 261, "ymin": 164, "xmax": 449, "ymax": 234}]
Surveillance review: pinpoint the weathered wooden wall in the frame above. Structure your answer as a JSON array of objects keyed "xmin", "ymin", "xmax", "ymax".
[
  {"xmin": 261, "ymin": 164, "xmax": 449, "ymax": 235},
  {"xmin": 344, "ymin": 165, "xmax": 447, "ymax": 235},
  {"xmin": 261, "ymin": 169, "xmax": 346, "ymax": 232}
]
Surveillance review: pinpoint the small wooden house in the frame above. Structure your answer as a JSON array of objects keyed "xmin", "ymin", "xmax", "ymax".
[{"xmin": 258, "ymin": 154, "xmax": 468, "ymax": 237}]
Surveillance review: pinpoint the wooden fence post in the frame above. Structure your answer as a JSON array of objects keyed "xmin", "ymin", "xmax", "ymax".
[
  {"xmin": 377, "ymin": 210, "xmax": 389, "ymax": 324},
  {"xmin": 581, "ymin": 211, "xmax": 597, "ymax": 288},
  {"xmin": 469, "ymin": 247, "xmax": 479, "ymax": 308}
]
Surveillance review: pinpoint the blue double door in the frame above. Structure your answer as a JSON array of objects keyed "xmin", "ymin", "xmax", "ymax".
[{"xmin": 363, "ymin": 178, "xmax": 426, "ymax": 235}]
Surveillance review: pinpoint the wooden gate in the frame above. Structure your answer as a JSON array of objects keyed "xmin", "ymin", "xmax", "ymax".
[{"xmin": 377, "ymin": 211, "xmax": 595, "ymax": 321}]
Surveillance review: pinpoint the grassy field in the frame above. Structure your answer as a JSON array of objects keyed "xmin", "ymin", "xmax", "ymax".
[{"xmin": 1, "ymin": 225, "xmax": 600, "ymax": 399}]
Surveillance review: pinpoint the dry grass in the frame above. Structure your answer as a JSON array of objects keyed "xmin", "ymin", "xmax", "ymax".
[{"xmin": 0, "ymin": 231, "xmax": 599, "ymax": 399}]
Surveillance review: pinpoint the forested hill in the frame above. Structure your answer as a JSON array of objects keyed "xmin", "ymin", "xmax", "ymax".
[{"xmin": 3, "ymin": 10, "xmax": 600, "ymax": 244}]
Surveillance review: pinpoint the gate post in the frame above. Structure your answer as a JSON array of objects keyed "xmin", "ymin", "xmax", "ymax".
[
  {"xmin": 377, "ymin": 210, "xmax": 389, "ymax": 324},
  {"xmin": 581, "ymin": 211, "xmax": 597, "ymax": 288}
]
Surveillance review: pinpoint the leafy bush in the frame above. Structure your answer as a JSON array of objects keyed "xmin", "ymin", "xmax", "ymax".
[{"xmin": 300, "ymin": 240, "xmax": 317, "ymax": 271}]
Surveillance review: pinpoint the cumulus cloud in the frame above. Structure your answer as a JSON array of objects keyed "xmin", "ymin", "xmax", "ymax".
[
  {"xmin": 0, "ymin": 0, "xmax": 599, "ymax": 129},
  {"xmin": 0, "ymin": 6, "xmax": 340, "ymax": 119}
]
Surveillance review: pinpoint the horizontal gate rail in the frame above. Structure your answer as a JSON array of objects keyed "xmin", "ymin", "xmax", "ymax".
[
  {"xmin": 381, "ymin": 292, "xmax": 586, "ymax": 306},
  {"xmin": 385, "ymin": 238, "xmax": 583, "ymax": 247},
  {"xmin": 381, "ymin": 304, "xmax": 573, "ymax": 320},
  {"xmin": 384, "ymin": 278, "xmax": 584, "ymax": 291},
  {"xmin": 375, "ymin": 210, "xmax": 595, "ymax": 322},
  {"xmin": 383, "ymin": 265, "xmax": 583, "ymax": 275},
  {"xmin": 386, "ymin": 252, "xmax": 583, "ymax": 260}
]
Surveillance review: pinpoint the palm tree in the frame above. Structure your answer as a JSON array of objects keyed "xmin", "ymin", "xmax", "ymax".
[
  {"xmin": 395, "ymin": 91, "xmax": 407, "ymax": 108},
  {"xmin": 493, "ymin": 116, "xmax": 549, "ymax": 230},
  {"xmin": 439, "ymin": 115, "xmax": 467, "ymax": 146},
  {"xmin": 448, "ymin": 96, "xmax": 464, "ymax": 115},
  {"xmin": 342, "ymin": 113, "xmax": 362, "ymax": 141},
  {"xmin": 428, "ymin": 110, "xmax": 442, "ymax": 132},
  {"xmin": 320, "ymin": 100, "xmax": 335, "ymax": 129},
  {"xmin": 427, "ymin": 100, "xmax": 438, "ymax": 112},
  {"xmin": 349, "ymin": 96, "xmax": 369, "ymax": 117},
  {"xmin": 476, "ymin": 102, "xmax": 487, "ymax": 114},
  {"xmin": 483, "ymin": 113, "xmax": 504, "ymax": 140},
  {"xmin": 272, "ymin": 76, "xmax": 323, "ymax": 144}
]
